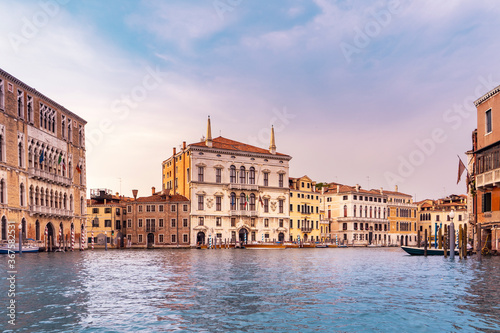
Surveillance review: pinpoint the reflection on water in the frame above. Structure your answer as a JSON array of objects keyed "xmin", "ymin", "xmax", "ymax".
[{"xmin": 1, "ymin": 248, "xmax": 500, "ymax": 332}]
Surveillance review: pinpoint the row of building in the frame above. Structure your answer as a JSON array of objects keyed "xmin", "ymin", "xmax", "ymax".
[{"xmin": 0, "ymin": 67, "xmax": 485, "ymax": 251}]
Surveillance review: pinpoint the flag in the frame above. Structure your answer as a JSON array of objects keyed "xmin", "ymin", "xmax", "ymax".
[
  {"xmin": 58, "ymin": 153, "xmax": 62, "ymax": 164},
  {"xmin": 76, "ymin": 165, "xmax": 81, "ymax": 174},
  {"xmin": 245, "ymin": 194, "xmax": 249, "ymax": 207},
  {"xmin": 258, "ymin": 195, "xmax": 264, "ymax": 207},
  {"xmin": 457, "ymin": 155, "xmax": 466, "ymax": 184},
  {"xmin": 61, "ymin": 159, "xmax": 66, "ymax": 170},
  {"xmin": 39, "ymin": 149, "xmax": 44, "ymax": 163}
]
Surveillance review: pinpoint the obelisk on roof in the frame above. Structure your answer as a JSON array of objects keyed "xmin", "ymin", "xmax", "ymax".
[
  {"xmin": 206, "ymin": 116, "xmax": 213, "ymax": 148},
  {"xmin": 269, "ymin": 125, "xmax": 276, "ymax": 154}
]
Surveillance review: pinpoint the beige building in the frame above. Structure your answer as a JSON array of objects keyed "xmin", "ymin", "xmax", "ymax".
[
  {"xmin": 0, "ymin": 68, "xmax": 87, "ymax": 249},
  {"xmin": 289, "ymin": 176, "xmax": 322, "ymax": 243}
]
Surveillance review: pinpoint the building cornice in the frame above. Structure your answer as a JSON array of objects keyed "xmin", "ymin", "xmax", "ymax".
[
  {"xmin": 189, "ymin": 145, "xmax": 292, "ymax": 161},
  {"xmin": 0, "ymin": 67, "xmax": 87, "ymax": 125},
  {"xmin": 474, "ymin": 84, "xmax": 500, "ymax": 107}
]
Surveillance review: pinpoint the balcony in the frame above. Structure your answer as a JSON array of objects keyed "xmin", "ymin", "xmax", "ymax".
[
  {"xmin": 30, "ymin": 205, "xmax": 73, "ymax": 218},
  {"xmin": 300, "ymin": 227, "xmax": 313, "ymax": 233},
  {"xmin": 476, "ymin": 168, "xmax": 500, "ymax": 189},
  {"xmin": 29, "ymin": 167, "xmax": 71, "ymax": 187},
  {"xmin": 228, "ymin": 183, "xmax": 259, "ymax": 191},
  {"xmin": 230, "ymin": 210, "xmax": 258, "ymax": 217}
]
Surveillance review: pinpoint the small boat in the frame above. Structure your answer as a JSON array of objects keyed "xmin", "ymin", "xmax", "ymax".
[
  {"xmin": 245, "ymin": 243, "xmax": 285, "ymax": 249},
  {"xmin": 401, "ymin": 246, "xmax": 458, "ymax": 256},
  {"xmin": 0, "ymin": 243, "xmax": 40, "ymax": 254},
  {"xmin": 315, "ymin": 244, "xmax": 328, "ymax": 248}
]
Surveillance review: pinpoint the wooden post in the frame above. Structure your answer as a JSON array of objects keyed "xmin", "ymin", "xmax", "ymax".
[
  {"xmin": 417, "ymin": 230, "xmax": 421, "ymax": 247},
  {"xmin": 477, "ymin": 224, "xmax": 482, "ymax": 259},
  {"xmin": 443, "ymin": 225, "xmax": 448, "ymax": 258},
  {"xmin": 424, "ymin": 229, "xmax": 428, "ymax": 257},
  {"xmin": 438, "ymin": 227, "xmax": 443, "ymax": 249},
  {"xmin": 459, "ymin": 225, "xmax": 463, "ymax": 259},
  {"xmin": 49, "ymin": 236, "xmax": 52, "ymax": 252},
  {"xmin": 464, "ymin": 224, "xmax": 468, "ymax": 259},
  {"xmin": 429, "ymin": 226, "xmax": 432, "ymax": 249}
]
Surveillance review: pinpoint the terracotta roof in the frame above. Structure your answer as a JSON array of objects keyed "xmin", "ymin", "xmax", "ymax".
[
  {"xmin": 190, "ymin": 136, "xmax": 289, "ymax": 156},
  {"xmin": 382, "ymin": 190, "xmax": 412, "ymax": 197},
  {"xmin": 324, "ymin": 184, "xmax": 383, "ymax": 196}
]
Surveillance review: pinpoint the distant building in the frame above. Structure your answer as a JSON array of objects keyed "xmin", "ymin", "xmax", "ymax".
[
  {"xmin": 123, "ymin": 188, "xmax": 190, "ymax": 248},
  {"xmin": 0, "ymin": 68, "xmax": 87, "ymax": 249},
  {"xmin": 321, "ymin": 183, "xmax": 389, "ymax": 246},
  {"xmin": 385, "ymin": 186, "xmax": 418, "ymax": 246},
  {"xmin": 289, "ymin": 176, "xmax": 322, "ymax": 243},
  {"xmin": 162, "ymin": 117, "xmax": 291, "ymax": 246},
  {"xmin": 86, "ymin": 189, "xmax": 130, "ymax": 247},
  {"xmin": 416, "ymin": 194, "xmax": 468, "ymax": 246},
  {"xmin": 472, "ymin": 83, "xmax": 500, "ymax": 253}
]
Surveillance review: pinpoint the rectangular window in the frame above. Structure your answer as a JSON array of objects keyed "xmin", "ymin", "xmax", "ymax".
[
  {"xmin": 0, "ymin": 79, "xmax": 4, "ymax": 110},
  {"xmin": 198, "ymin": 217, "xmax": 204, "ymax": 226},
  {"xmin": 171, "ymin": 204, "xmax": 176, "ymax": 212},
  {"xmin": 127, "ymin": 219, "xmax": 131, "ymax": 228},
  {"xmin": 279, "ymin": 199, "xmax": 284, "ymax": 213},
  {"xmin": 171, "ymin": 234, "xmax": 177, "ymax": 243},
  {"xmin": 198, "ymin": 195, "xmax": 204, "ymax": 210},
  {"xmin": 264, "ymin": 218, "xmax": 269, "ymax": 227},
  {"xmin": 138, "ymin": 234, "xmax": 143, "ymax": 243},
  {"xmin": 183, "ymin": 219, "xmax": 188, "ymax": 227},
  {"xmin": 290, "ymin": 204, "xmax": 293, "ymax": 212},
  {"xmin": 279, "ymin": 174, "xmax": 284, "ymax": 187},
  {"xmin": 216, "ymin": 196, "xmax": 222, "ymax": 211},
  {"xmin": 159, "ymin": 234, "xmax": 164, "ymax": 243},
  {"xmin": 127, "ymin": 205, "xmax": 132, "ymax": 213},
  {"xmin": 183, "ymin": 234, "xmax": 188, "ymax": 243},
  {"xmin": 138, "ymin": 205, "xmax": 143, "ymax": 212},
  {"xmin": 279, "ymin": 219, "xmax": 283, "ymax": 228},
  {"xmin": 105, "ymin": 220, "xmax": 111, "ymax": 227},
  {"xmin": 138, "ymin": 219, "xmax": 143, "ymax": 228},
  {"xmin": 159, "ymin": 219, "xmax": 164, "ymax": 228},
  {"xmin": 216, "ymin": 168, "xmax": 222, "ymax": 183},
  {"xmin": 264, "ymin": 199, "xmax": 269, "ymax": 213},
  {"xmin": 231, "ymin": 218, "xmax": 236, "ymax": 227},
  {"xmin": 92, "ymin": 208, "xmax": 99, "ymax": 214},
  {"xmin": 104, "ymin": 208, "xmax": 111, "ymax": 214},
  {"xmin": 159, "ymin": 205, "xmax": 164, "ymax": 212},
  {"xmin": 251, "ymin": 218, "xmax": 255, "ymax": 227},
  {"xmin": 183, "ymin": 204, "xmax": 188, "ymax": 212},
  {"xmin": 198, "ymin": 166, "xmax": 204, "ymax": 182},
  {"xmin": 264, "ymin": 173, "xmax": 269, "ymax": 186},
  {"xmin": 290, "ymin": 220, "xmax": 293, "ymax": 229},
  {"xmin": 482, "ymin": 192, "xmax": 492, "ymax": 212},
  {"xmin": 216, "ymin": 217, "xmax": 222, "ymax": 227},
  {"xmin": 436, "ymin": 215, "xmax": 440, "ymax": 221},
  {"xmin": 486, "ymin": 109, "xmax": 492, "ymax": 134}
]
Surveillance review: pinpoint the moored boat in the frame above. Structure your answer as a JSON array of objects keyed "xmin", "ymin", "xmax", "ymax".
[
  {"xmin": 401, "ymin": 246, "xmax": 458, "ymax": 256},
  {"xmin": 0, "ymin": 243, "xmax": 40, "ymax": 254}
]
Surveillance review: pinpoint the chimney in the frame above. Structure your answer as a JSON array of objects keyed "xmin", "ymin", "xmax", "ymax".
[
  {"xmin": 173, "ymin": 147, "xmax": 176, "ymax": 156},
  {"xmin": 183, "ymin": 141, "xmax": 186, "ymax": 150},
  {"xmin": 321, "ymin": 187, "xmax": 325, "ymax": 195},
  {"xmin": 355, "ymin": 184, "xmax": 360, "ymax": 192},
  {"xmin": 395, "ymin": 185, "xmax": 398, "ymax": 192},
  {"xmin": 380, "ymin": 187, "xmax": 383, "ymax": 194},
  {"xmin": 152, "ymin": 187, "xmax": 156, "ymax": 195},
  {"xmin": 337, "ymin": 185, "xmax": 340, "ymax": 193},
  {"xmin": 132, "ymin": 189, "xmax": 138, "ymax": 200}
]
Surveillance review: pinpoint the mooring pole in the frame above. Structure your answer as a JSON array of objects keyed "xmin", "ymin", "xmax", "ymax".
[{"xmin": 424, "ymin": 229, "xmax": 428, "ymax": 257}]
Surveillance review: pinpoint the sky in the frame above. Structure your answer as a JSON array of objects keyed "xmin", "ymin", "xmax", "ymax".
[{"xmin": 1, "ymin": 0, "xmax": 499, "ymax": 201}]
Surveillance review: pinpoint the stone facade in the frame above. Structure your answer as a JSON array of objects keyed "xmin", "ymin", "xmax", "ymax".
[{"xmin": 0, "ymin": 68, "xmax": 87, "ymax": 249}]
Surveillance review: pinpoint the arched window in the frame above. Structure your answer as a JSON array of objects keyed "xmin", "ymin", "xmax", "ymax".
[
  {"xmin": 54, "ymin": 191, "xmax": 58, "ymax": 208},
  {"xmin": 45, "ymin": 189, "xmax": 49, "ymax": 206},
  {"xmin": 64, "ymin": 193, "xmax": 67, "ymax": 210},
  {"xmin": 35, "ymin": 220, "xmax": 40, "ymax": 241},
  {"xmin": 240, "ymin": 193, "xmax": 246, "ymax": 210},
  {"xmin": 396, "ymin": 208, "xmax": 399, "ymax": 217},
  {"xmin": 240, "ymin": 166, "xmax": 246, "ymax": 184},
  {"xmin": 378, "ymin": 207, "xmax": 381, "ymax": 219},
  {"xmin": 343, "ymin": 205, "xmax": 347, "ymax": 217},
  {"xmin": 370, "ymin": 207, "xmax": 372, "ymax": 218},
  {"xmin": 40, "ymin": 188, "xmax": 44, "ymax": 206},
  {"xmin": 70, "ymin": 194, "xmax": 74, "ymax": 212},
  {"xmin": 230, "ymin": 192, "xmax": 236, "ymax": 210},
  {"xmin": 353, "ymin": 205, "xmax": 357, "ymax": 217},
  {"xmin": 230, "ymin": 165, "xmax": 236, "ymax": 183},
  {"xmin": 19, "ymin": 183, "xmax": 25, "ymax": 206},
  {"xmin": 18, "ymin": 142, "xmax": 23, "ymax": 167},
  {"xmin": 249, "ymin": 167, "xmax": 255, "ymax": 184},
  {"xmin": 81, "ymin": 196, "xmax": 84, "ymax": 215},
  {"xmin": 364, "ymin": 206, "xmax": 367, "ymax": 217},
  {"xmin": 249, "ymin": 193, "xmax": 256, "ymax": 211},
  {"xmin": 396, "ymin": 222, "xmax": 399, "ymax": 231},
  {"xmin": 359, "ymin": 205, "xmax": 362, "ymax": 217},
  {"xmin": 29, "ymin": 186, "xmax": 34, "ymax": 206},
  {"xmin": 21, "ymin": 218, "xmax": 27, "ymax": 238},
  {"xmin": 1, "ymin": 216, "xmax": 6, "ymax": 240},
  {"xmin": 50, "ymin": 190, "xmax": 54, "ymax": 208},
  {"xmin": 0, "ymin": 179, "xmax": 4, "ymax": 204}
]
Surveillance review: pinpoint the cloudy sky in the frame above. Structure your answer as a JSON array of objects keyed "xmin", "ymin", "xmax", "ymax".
[{"xmin": 1, "ymin": 0, "xmax": 499, "ymax": 201}]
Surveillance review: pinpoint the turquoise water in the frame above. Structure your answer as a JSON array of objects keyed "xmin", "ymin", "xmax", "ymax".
[{"xmin": 1, "ymin": 248, "xmax": 499, "ymax": 332}]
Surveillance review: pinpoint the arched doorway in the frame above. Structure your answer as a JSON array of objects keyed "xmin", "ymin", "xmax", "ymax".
[
  {"xmin": 400, "ymin": 236, "xmax": 403, "ymax": 246},
  {"xmin": 239, "ymin": 228, "xmax": 248, "ymax": 244},
  {"xmin": 21, "ymin": 218, "xmax": 27, "ymax": 239},
  {"xmin": 196, "ymin": 232, "xmax": 206, "ymax": 245},
  {"xmin": 35, "ymin": 220, "xmax": 40, "ymax": 241},
  {"xmin": 116, "ymin": 232, "xmax": 124, "ymax": 248},
  {"xmin": 147, "ymin": 233, "xmax": 154, "ymax": 248},
  {"xmin": 278, "ymin": 232, "xmax": 284, "ymax": 242},
  {"xmin": 405, "ymin": 235, "xmax": 408, "ymax": 246},
  {"xmin": 304, "ymin": 234, "xmax": 308, "ymax": 241},
  {"xmin": 46, "ymin": 222, "xmax": 55, "ymax": 250}
]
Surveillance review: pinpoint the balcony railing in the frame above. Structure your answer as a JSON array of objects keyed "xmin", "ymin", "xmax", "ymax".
[
  {"xmin": 30, "ymin": 205, "xmax": 73, "ymax": 217},
  {"xmin": 228, "ymin": 184, "xmax": 259, "ymax": 191},
  {"xmin": 230, "ymin": 210, "xmax": 259, "ymax": 217},
  {"xmin": 300, "ymin": 227, "xmax": 313, "ymax": 233},
  {"xmin": 29, "ymin": 167, "xmax": 71, "ymax": 186},
  {"xmin": 476, "ymin": 168, "xmax": 500, "ymax": 189}
]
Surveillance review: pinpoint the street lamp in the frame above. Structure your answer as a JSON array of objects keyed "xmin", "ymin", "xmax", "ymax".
[
  {"xmin": 449, "ymin": 209, "xmax": 455, "ymax": 259},
  {"xmin": 18, "ymin": 223, "xmax": 23, "ymax": 255}
]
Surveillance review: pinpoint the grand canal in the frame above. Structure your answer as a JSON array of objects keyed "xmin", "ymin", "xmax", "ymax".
[{"xmin": 1, "ymin": 247, "xmax": 500, "ymax": 332}]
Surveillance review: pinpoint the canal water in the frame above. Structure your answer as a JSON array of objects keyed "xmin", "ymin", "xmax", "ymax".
[{"xmin": 1, "ymin": 248, "xmax": 500, "ymax": 332}]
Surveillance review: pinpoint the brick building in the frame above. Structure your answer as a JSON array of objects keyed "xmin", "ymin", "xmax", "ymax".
[
  {"xmin": 123, "ymin": 188, "xmax": 190, "ymax": 248},
  {"xmin": 0, "ymin": 68, "xmax": 87, "ymax": 249}
]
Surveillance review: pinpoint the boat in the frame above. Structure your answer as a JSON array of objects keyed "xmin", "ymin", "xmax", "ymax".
[
  {"xmin": 315, "ymin": 244, "xmax": 328, "ymax": 248},
  {"xmin": 245, "ymin": 243, "xmax": 285, "ymax": 249},
  {"xmin": 0, "ymin": 242, "xmax": 40, "ymax": 254},
  {"xmin": 401, "ymin": 246, "xmax": 458, "ymax": 256}
]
